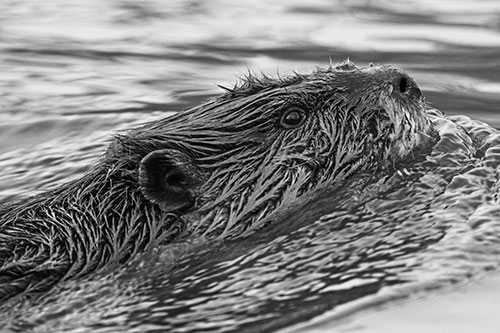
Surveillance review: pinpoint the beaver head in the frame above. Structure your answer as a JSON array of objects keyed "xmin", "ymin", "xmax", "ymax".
[
  {"xmin": 0, "ymin": 61, "xmax": 431, "ymax": 301},
  {"xmin": 110, "ymin": 60, "xmax": 430, "ymax": 239}
]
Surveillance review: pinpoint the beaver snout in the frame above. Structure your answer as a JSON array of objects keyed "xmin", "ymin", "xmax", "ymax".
[{"xmin": 393, "ymin": 74, "xmax": 421, "ymax": 99}]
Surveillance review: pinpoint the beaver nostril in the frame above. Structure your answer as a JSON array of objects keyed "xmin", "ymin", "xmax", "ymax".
[{"xmin": 398, "ymin": 76, "xmax": 408, "ymax": 94}]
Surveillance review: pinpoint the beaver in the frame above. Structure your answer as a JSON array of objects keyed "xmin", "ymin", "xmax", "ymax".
[{"xmin": 0, "ymin": 60, "xmax": 431, "ymax": 302}]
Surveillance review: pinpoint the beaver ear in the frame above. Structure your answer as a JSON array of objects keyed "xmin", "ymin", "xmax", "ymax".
[{"xmin": 139, "ymin": 149, "xmax": 201, "ymax": 212}]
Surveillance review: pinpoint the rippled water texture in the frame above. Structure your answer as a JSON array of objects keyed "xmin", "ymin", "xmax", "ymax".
[{"xmin": 1, "ymin": 0, "xmax": 500, "ymax": 332}]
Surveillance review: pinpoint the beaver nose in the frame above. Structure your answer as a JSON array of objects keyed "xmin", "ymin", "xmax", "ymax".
[{"xmin": 394, "ymin": 74, "xmax": 421, "ymax": 99}]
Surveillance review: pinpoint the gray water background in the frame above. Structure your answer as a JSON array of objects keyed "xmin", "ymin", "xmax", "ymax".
[{"xmin": 1, "ymin": 0, "xmax": 500, "ymax": 332}]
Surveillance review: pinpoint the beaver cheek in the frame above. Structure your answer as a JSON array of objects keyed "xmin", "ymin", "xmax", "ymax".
[{"xmin": 138, "ymin": 149, "xmax": 202, "ymax": 212}]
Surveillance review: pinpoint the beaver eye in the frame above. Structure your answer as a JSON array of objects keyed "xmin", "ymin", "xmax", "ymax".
[{"xmin": 280, "ymin": 108, "xmax": 306, "ymax": 129}]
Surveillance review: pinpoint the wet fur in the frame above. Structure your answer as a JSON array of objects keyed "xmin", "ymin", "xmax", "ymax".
[{"xmin": 0, "ymin": 61, "xmax": 430, "ymax": 301}]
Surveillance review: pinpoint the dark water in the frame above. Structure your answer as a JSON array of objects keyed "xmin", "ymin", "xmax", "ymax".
[{"xmin": 1, "ymin": 0, "xmax": 500, "ymax": 332}]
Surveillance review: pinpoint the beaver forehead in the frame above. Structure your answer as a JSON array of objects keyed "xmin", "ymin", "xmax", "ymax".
[
  {"xmin": 309, "ymin": 65, "xmax": 406, "ymax": 93},
  {"xmin": 225, "ymin": 64, "xmax": 407, "ymax": 103}
]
